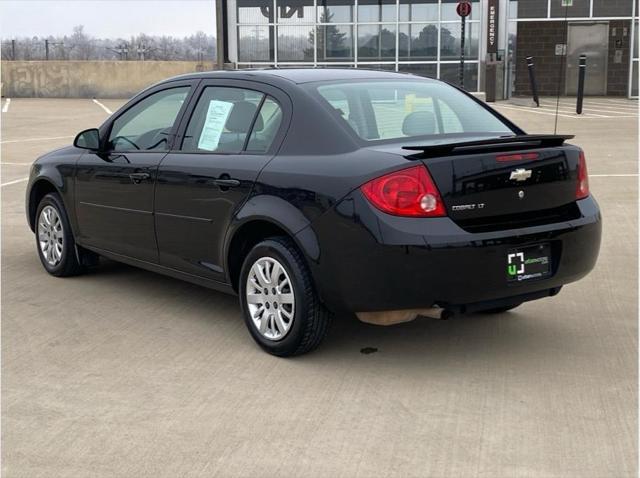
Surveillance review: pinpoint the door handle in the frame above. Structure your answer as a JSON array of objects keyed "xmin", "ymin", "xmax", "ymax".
[
  {"xmin": 213, "ymin": 178, "xmax": 240, "ymax": 188},
  {"xmin": 129, "ymin": 172, "xmax": 150, "ymax": 184}
]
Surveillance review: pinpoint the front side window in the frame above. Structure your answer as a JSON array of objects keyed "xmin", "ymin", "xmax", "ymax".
[
  {"xmin": 108, "ymin": 87, "xmax": 189, "ymax": 152},
  {"xmin": 314, "ymin": 80, "xmax": 513, "ymax": 142},
  {"xmin": 182, "ymin": 87, "xmax": 271, "ymax": 154}
]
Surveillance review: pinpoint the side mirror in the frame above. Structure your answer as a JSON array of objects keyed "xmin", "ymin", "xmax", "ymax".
[{"xmin": 74, "ymin": 128, "xmax": 100, "ymax": 151}]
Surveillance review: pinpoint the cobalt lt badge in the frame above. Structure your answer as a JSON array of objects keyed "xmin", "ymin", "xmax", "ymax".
[{"xmin": 518, "ymin": 190, "xmax": 525, "ymax": 199}]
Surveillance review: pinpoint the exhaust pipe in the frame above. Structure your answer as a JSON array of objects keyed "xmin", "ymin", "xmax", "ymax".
[{"xmin": 356, "ymin": 307, "xmax": 453, "ymax": 326}]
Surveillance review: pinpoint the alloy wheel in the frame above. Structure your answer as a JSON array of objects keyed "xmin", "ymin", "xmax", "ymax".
[
  {"xmin": 38, "ymin": 205, "xmax": 64, "ymax": 266},
  {"xmin": 245, "ymin": 257, "xmax": 295, "ymax": 341}
]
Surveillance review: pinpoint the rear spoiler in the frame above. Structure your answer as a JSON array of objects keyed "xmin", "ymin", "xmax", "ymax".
[{"xmin": 402, "ymin": 134, "xmax": 575, "ymax": 158}]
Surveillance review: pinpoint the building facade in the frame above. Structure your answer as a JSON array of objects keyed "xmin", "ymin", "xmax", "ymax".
[{"xmin": 217, "ymin": 0, "xmax": 639, "ymax": 98}]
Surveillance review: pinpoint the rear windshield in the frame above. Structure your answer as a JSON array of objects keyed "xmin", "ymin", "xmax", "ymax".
[{"xmin": 313, "ymin": 80, "xmax": 514, "ymax": 142}]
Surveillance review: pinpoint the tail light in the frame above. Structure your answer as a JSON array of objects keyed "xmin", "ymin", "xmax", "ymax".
[
  {"xmin": 576, "ymin": 150, "xmax": 589, "ymax": 199},
  {"xmin": 361, "ymin": 165, "xmax": 446, "ymax": 217}
]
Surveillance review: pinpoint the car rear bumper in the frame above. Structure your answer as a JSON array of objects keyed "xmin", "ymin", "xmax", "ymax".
[{"xmin": 305, "ymin": 193, "xmax": 601, "ymax": 313}]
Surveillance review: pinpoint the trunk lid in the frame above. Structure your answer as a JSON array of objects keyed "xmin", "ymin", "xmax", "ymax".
[{"xmin": 367, "ymin": 135, "xmax": 583, "ymax": 232}]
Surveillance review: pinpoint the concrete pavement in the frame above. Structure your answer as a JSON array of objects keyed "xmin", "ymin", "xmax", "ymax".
[{"xmin": 1, "ymin": 97, "xmax": 637, "ymax": 477}]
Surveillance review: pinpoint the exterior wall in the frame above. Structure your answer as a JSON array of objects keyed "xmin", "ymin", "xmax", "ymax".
[
  {"xmin": 513, "ymin": 20, "xmax": 633, "ymax": 97},
  {"xmin": 607, "ymin": 20, "xmax": 633, "ymax": 95},
  {"xmin": 1, "ymin": 61, "xmax": 216, "ymax": 98},
  {"xmin": 514, "ymin": 21, "xmax": 566, "ymax": 96}
]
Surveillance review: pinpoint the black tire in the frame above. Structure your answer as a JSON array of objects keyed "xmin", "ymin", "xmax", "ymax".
[
  {"xmin": 479, "ymin": 303, "xmax": 522, "ymax": 314},
  {"xmin": 34, "ymin": 193, "xmax": 84, "ymax": 277},
  {"xmin": 239, "ymin": 236, "xmax": 331, "ymax": 357}
]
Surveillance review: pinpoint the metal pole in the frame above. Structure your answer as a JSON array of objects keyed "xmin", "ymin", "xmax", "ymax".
[
  {"xmin": 215, "ymin": 0, "xmax": 227, "ymax": 68},
  {"xmin": 576, "ymin": 54, "xmax": 587, "ymax": 114},
  {"xmin": 45, "ymin": 39, "xmax": 49, "ymax": 60},
  {"xmin": 459, "ymin": 15, "xmax": 466, "ymax": 88},
  {"xmin": 11, "ymin": 39, "xmax": 16, "ymax": 60},
  {"xmin": 526, "ymin": 56, "xmax": 540, "ymax": 107}
]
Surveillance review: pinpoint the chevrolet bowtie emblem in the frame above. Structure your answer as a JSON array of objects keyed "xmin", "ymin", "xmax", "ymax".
[{"xmin": 510, "ymin": 168, "xmax": 532, "ymax": 182}]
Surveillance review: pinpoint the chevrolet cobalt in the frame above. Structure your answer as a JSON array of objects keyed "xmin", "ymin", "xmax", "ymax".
[{"xmin": 26, "ymin": 69, "xmax": 601, "ymax": 356}]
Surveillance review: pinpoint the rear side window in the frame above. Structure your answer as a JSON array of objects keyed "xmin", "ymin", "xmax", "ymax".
[
  {"xmin": 314, "ymin": 80, "xmax": 513, "ymax": 142},
  {"xmin": 182, "ymin": 87, "xmax": 265, "ymax": 153},
  {"xmin": 246, "ymin": 97, "xmax": 283, "ymax": 153}
]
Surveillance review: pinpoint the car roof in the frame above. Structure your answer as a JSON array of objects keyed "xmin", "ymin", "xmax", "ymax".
[{"xmin": 169, "ymin": 67, "xmax": 437, "ymax": 85}]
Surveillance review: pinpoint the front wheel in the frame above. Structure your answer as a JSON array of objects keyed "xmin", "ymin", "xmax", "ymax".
[
  {"xmin": 35, "ymin": 193, "xmax": 84, "ymax": 277},
  {"xmin": 239, "ymin": 237, "xmax": 331, "ymax": 357}
]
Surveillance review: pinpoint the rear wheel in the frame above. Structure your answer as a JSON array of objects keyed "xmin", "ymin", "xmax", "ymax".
[
  {"xmin": 35, "ymin": 193, "xmax": 84, "ymax": 277},
  {"xmin": 239, "ymin": 237, "xmax": 331, "ymax": 357}
]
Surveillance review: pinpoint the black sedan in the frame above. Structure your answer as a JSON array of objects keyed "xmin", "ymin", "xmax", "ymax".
[{"xmin": 26, "ymin": 69, "xmax": 601, "ymax": 356}]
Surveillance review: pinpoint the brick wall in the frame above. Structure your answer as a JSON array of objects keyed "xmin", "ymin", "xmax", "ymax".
[
  {"xmin": 607, "ymin": 20, "xmax": 632, "ymax": 96},
  {"xmin": 514, "ymin": 22, "xmax": 567, "ymax": 97}
]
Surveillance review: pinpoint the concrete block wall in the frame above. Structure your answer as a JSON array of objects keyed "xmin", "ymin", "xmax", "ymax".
[
  {"xmin": 514, "ymin": 22, "xmax": 568, "ymax": 97},
  {"xmin": 1, "ymin": 61, "xmax": 216, "ymax": 98}
]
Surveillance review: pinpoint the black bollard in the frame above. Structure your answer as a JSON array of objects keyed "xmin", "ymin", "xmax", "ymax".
[
  {"xmin": 526, "ymin": 56, "xmax": 540, "ymax": 107},
  {"xmin": 576, "ymin": 54, "xmax": 587, "ymax": 115}
]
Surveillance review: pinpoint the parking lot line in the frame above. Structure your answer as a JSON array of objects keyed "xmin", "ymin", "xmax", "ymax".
[
  {"xmin": 92, "ymin": 99, "xmax": 113, "ymax": 115},
  {"xmin": 538, "ymin": 102, "xmax": 639, "ymax": 116},
  {"xmin": 0, "ymin": 135, "xmax": 74, "ymax": 144},
  {"xmin": 1, "ymin": 98, "xmax": 10, "ymax": 113},
  {"xmin": 496, "ymin": 104, "xmax": 638, "ymax": 119},
  {"xmin": 1, "ymin": 177, "xmax": 28, "ymax": 187}
]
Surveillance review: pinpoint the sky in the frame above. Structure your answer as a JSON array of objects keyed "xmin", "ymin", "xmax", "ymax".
[{"xmin": 0, "ymin": 0, "xmax": 217, "ymax": 39}]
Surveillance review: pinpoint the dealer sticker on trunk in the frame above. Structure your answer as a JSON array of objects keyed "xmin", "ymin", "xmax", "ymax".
[{"xmin": 507, "ymin": 244, "xmax": 551, "ymax": 282}]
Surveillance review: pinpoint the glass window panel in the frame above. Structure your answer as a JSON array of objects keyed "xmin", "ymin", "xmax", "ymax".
[
  {"xmin": 358, "ymin": 24, "xmax": 397, "ymax": 61},
  {"xmin": 399, "ymin": 23, "xmax": 438, "ymax": 61},
  {"xmin": 441, "ymin": 0, "xmax": 480, "ymax": 21},
  {"xmin": 398, "ymin": 63, "xmax": 438, "ymax": 78},
  {"xmin": 550, "ymin": 0, "xmax": 590, "ymax": 18},
  {"xmin": 439, "ymin": 63, "xmax": 479, "ymax": 91},
  {"xmin": 109, "ymin": 87, "xmax": 189, "ymax": 152},
  {"xmin": 277, "ymin": 0, "xmax": 315, "ymax": 24},
  {"xmin": 237, "ymin": 0, "xmax": 273, "ymax": 24},
  {"xmin": 247, "ymin": 97, "xmax": 283, "ymax": 153},
  {"xmin": 632, "ymin": 62, "xmax": 639, "ymax": 97},
  {"xmin": 593, "ymin": 0, "xmax": 633, "ymax": 17},
  {"xmin": 399, "ymin": 0, "xmax": 438, "ymax": 22},
  {"xmin": 358, "ymin": 0, "xmax": 396, "ymax": 22},
  {"xmin": 634, "ymin": 21, "xmax": 639, "ymax": 60},
  {"xmin": 238, "ymin": 26, "xmax": 275, "ymax": 62},
  {"xmin": 515, "ymin": 0, "xmax": 547, "ymax": 18},
  {"xmin": 508, "ymin": 0, "xmax": 518, "ymax": 19},
  {"xmin": 440, "ymin": 22, "xmax": 479, "ymax": 60},
  {"xmin": 278, "ymin": 25, "xmax": 315, "ymax": 61},
  {"xmin": 359, "ymin": 63, "xmax": 397, "ymax": 71},
  {"xmin": 182, "ymin": 87, "xmax": 264, "ymax": 153},
  {"xmin": 237, "ymin": 63, "xmax": 276, "ymax": 68},
  {"xmin": 316, "ymin": 25, "xmax": 354, "ymax": 61},
  {"xmin": 318, "ymin": 1, "xmax": 354, "ymax": 23}
]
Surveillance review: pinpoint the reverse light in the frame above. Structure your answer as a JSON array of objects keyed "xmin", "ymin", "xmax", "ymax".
[
  {"xmin": 576, "ymin": 150, "xmax": 589, "ymax": 199},
  {"xmin": 361, "ymin": 165, "xmax": 446, "ymax": 217}
]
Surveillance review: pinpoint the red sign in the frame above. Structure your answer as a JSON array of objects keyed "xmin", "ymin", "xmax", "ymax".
[{"xmin": 456, "ymin": 1, "xmax": 472, "ymax": 17}]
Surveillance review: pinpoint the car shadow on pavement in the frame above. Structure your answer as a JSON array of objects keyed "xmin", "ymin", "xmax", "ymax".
[{"xmin": 88, "ymin": 259, "xmax": 565, "ymax": 367}]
